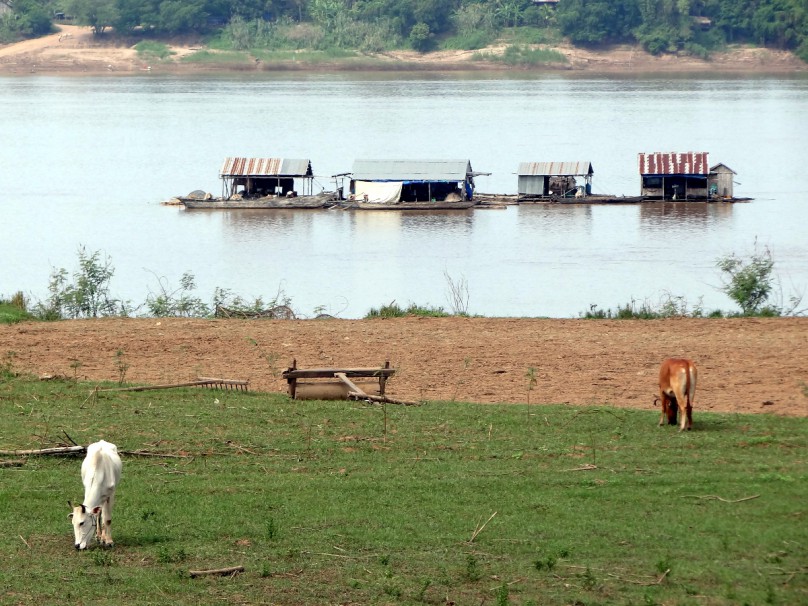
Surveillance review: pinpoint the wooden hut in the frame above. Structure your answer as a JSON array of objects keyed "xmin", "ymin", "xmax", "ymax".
[
  {"xmin": 219, "ymin": 157, "xmax": 314, "ymax": 199},
  {"xmin": 349, "ymin": 159, "xmax": 483, "ymax": 204},
  {"xmin": 638, "ymin": 152, "xmax": 709, "ymax": 200},
  {"xmin": 517, "ymin": 161, "xmax": 594, "ymax": 200},
  {"xmin": 708, "ymin": 163, "xmax": 736, "ymax": 198}
]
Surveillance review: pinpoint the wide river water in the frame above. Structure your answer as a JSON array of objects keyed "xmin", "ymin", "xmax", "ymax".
[{"xmin": 1, "ymin": 73, "xmax": 807, "ymax": 318}]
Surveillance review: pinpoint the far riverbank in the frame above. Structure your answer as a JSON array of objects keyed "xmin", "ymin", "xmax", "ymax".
[{"xmin": 1, "ymin": 24, "xmax": 805, "ymax": 76}]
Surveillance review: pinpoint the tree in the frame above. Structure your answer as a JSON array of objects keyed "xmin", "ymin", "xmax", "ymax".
[
  {"xmin": 557, "ymin": 0, "xmax": 640, "ymax": 45},
  {"xmin": 65, "ymin": 0, "xmax": 120, "ymax": 34},
  {"xmin": 408, "ymin": 21, "xmax": 431, "ymax": 51},
  {"xmin": 11, "ymin": 0, "xmax": 53, "ymax": 36},
  {"xmin": 157, "ymin": 0, "xmax": 208, "ymax": 34}
]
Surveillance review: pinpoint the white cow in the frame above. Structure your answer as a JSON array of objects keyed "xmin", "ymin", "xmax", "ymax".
[{"xmin": 68, "ymin": 440, "xmax": 122, "ymax": 550}]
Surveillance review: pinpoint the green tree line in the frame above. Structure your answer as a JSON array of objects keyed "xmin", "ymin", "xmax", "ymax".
[{"xmin": 2, "ymin": 0, "xmax": 806, "ymax": 58}]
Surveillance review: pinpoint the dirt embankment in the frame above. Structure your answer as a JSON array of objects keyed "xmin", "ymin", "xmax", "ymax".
[
  {"xmin": 2, "ymin": 317, "xmax": 806, "ymax": 418},
  {"xmin": 1, "ymin": 24, "xmax": 805, "ymax": 75}
]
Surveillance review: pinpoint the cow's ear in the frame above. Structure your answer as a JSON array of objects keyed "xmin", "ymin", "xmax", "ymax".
[
  {"xmin": 91, "ymin": 506, "xmax": 102, "ymax": 515},
  {"xmin": 68, "ymin": 513, "xmax": 74, "ymax": 520}
]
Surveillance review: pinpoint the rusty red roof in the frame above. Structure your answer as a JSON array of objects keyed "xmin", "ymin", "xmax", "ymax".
[
  {"xmin": 219, "ymin": 158, "xmax": 312, "ymax": 178},
  {"xmin": 638, "ymin": 152, "xmax": 709, "ymax": 175}
]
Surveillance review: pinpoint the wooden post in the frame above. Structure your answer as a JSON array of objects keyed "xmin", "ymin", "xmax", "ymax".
[
  {"xmin": 288, "ymin": 359, "xmax": 298, "ymax": 399},
  {"xmin": 379, "ymin": 360, "xmax": 389, "ymax": 396}
]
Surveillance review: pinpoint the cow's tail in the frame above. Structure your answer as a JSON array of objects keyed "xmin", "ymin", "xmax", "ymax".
[{"xmin": 687, "ymin": 363, "xmax": 697, "ymax": 406}]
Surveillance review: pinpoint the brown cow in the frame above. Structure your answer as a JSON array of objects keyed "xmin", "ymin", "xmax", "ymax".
[{"xmin": 657, "ymin": 358, "xmax": 697, "ymax": 431}]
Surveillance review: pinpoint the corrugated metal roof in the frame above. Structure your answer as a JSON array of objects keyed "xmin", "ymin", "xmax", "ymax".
[
  {"xmin": 219, "ymin": 158, "xmax": 312, "ymax": 178},
  {"xmin": 352, "ymin": 159, "xmax": 472, "ymax": 181},
  {"xmin": 709, "ymin": 163, "xmax": 736, "ymax": 174},
  {"xmin": 518, "ymin": 162, "xmax": 593, "ymax": 176},
  {"xmin": 638, "ymin": 152, "xmax": 709, "ymax": 175}
]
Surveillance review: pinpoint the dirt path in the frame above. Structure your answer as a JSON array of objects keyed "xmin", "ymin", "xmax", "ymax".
[
  {"xmin": 1, "ymin": 25, "xmax": 805, "ymax": 75},
  {"xmin": 2, "ymin": 317, "xmax": 806, "ymax": 417}
]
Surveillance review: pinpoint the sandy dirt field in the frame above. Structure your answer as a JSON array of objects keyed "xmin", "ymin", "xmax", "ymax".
[
  {"xmin": 1, "ymin": 24, "xmax": 805, "ymax": 75},
  {"xmin": 2, "ymin": 317, "xmax": 806, "ymax": 418}
]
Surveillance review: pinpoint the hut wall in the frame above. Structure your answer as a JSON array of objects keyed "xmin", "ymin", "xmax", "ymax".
[
  {"xmin": 518, "ymin": 175, "xmax": 546, "ymax": 197},
  {"xmin": 709, "ymin": 170, "xmax": 734, "ymax": 197}
]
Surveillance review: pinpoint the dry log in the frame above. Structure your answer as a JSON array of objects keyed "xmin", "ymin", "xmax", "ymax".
[
  {"xmin": 0, "ymin": 445, "xmax": 186, "ymax": 459},
  {"xmin": 0, "ymin": 445, "xmax": 85, "ymax": 457},
  {"xmin": 189, "ymin": 565, "xmax": 245, "ymax": 578}
]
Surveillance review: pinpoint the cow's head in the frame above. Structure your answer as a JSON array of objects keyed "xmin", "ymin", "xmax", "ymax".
[
  {"xmin": 68, "ymin": 501, "xmax": 99, "ymax": 550},
  {"xmin": 654, "ymin": 395, "xmax": 679, "ymax": 425}
]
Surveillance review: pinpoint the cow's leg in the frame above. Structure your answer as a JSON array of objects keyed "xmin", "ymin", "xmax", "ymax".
[
  {"xmin": 101, "ymin": 494, "xmax": 115, "ymax": 546},
  {"xmin": 658, "ymin": 390, "xmax": 668, "ymax": 426},
  {"xmin": 673, "ymin": 387, "xmax": 688, "ymax": 431},
  {"xmin": 685, "ymin": 393, "xmax": 694, "ymax": 430}
]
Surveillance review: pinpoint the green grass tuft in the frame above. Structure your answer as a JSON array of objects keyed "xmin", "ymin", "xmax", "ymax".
[
  {"xmin": 365, "ymin": 302, "xmax": 450, "ymax": 318},
  {"xmin": 133, "ymin": 40, "xmax": 175, "ymax": 61},
  {"xmin": 180, "ymin": 50, "xmax": 253, "ymax": 64},
  {"xmin": 474, "ymin": 44, "xmax": 568, "ymax": 66}
]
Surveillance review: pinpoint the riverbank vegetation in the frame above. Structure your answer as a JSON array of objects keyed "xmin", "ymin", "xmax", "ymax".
[
  {"xmin": 2, "ymin": 0, "xmax": 807, "ymax": 62},
  {"xmin": 1, "ymin": 372, "xmax": 806, "ymax": 604},
  {"xmin": 0, "ymin": 242, "xmax": 804, "ymax": 323}
]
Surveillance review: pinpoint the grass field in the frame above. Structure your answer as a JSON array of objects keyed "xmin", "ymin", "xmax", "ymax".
[{"xmin": 0, "ymin": 373, "xmax": 806, "ymax": 605}]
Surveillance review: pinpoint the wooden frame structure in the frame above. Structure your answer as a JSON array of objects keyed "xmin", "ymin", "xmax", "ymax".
[{"xmin": 282, "ymin": 359, "xmax": 396, "ymax": 401}]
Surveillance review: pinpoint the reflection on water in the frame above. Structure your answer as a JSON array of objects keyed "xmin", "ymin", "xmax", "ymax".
[
  {"xmin": 638, "ymin": 202, "xmax": 735, "ymax": 232},
  {"xmin": 1, "ymin": 74, "xmax": 806, "ymax": 318}
]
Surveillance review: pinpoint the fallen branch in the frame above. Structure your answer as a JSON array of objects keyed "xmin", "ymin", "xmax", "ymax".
[
  {"xmin": 0, "ymin": 445, "xmax": 85, "ymax": 457},
  {"xmin": 347, "ymin": 392, "xmax": 419, "ymax": 406},
  {"xmin": 62, "ymin": 430, "xmax": 79, "ymax": 446},
  {"xmin": 119, "ymin": 450, "xmax": 191, "ymax": 459},
  {"xmin": 606, "ymin": 568, "xmax": 670, "ymax": 586},
  {"xmin": 681, "ymin": 494, "xmax": 760, "ymax": 503},
  {"xmin": 563, "ymin": 464, "xmax": 598, "ymax": 472},
  {"xmin": 189, "ymin": 565, "xmax": 244, "ymax": 578},
  {"xmin": 469, "ymin": 511, "xmax": 497, "ymax": 543}
]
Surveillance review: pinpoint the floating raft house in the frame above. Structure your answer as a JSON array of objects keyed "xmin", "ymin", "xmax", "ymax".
[
  {"xmin": 517, "ymin": 161, "xmax": 594, "ymax": 200},
  {"xmin": 349, "ymin": 159, "xmax": 485, "ymax": 204},
  {"xmin": 220, "ymin": 157, "xmax": 314, "ymax": 198},
  {"xmin": 638, "ymin": 152, "xmax": 712, "ymax": 200}
]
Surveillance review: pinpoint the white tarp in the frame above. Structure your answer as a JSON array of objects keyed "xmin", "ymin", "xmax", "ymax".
[{"xmin": 354, "ymin": 181, "xmax": 402, "ymax": 204}]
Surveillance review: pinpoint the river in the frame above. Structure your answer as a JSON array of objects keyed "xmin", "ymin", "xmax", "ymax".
[{"xmin": 1, "ymin": 73, "xmax": 806, "ymax": 318}]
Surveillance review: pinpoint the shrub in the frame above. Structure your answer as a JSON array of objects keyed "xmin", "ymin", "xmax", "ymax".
[
  {"xmin": 365, "ymin": 302, "xmax": 449, "ymax": 318},
  {"xmin": 134, "ymin": 40, "xmax": 174, "ymax": 60},
  {"xmin": 145, "ymin": 271, "xmax": 209, "ymax": 318},
  {"xmin": 716, "ymin": 243, "xmax": 777, "ymax": 315},
  {"xmin": 33, "ymin": 246, "xmax": 129, "ymax": 320},
  {"xmin": 441, "ymin": 31, "xmax": 494, "ymax": 51}
]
